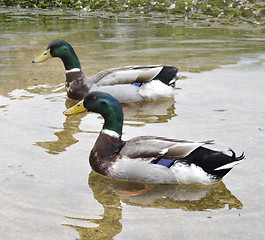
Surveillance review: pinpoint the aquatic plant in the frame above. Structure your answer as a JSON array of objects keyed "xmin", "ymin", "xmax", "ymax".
[{"xmin": 1, "ymin": 0, "xmax": 264, "ymax": 22}]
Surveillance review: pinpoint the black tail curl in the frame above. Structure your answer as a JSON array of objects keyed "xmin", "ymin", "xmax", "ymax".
[{"xmin": 228, "ymin": 148, "xmax": 245, "ymax": 161}]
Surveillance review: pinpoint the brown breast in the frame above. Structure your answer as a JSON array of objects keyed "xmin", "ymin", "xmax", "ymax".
[{"xmin": 66, "ymin": 71, "xmax": 89, "ymax": 100}]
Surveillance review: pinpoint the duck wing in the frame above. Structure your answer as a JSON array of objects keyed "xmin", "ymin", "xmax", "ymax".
[
  {"xmin": 88, "ymin": 65, "xmax": 177, "ymax": 87},
  {"xmin": 120, "ymin": 136, "xmax": 212, "ymax": 161}
]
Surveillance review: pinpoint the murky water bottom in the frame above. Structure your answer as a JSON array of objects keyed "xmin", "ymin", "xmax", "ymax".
[{"xmin": 0, "ymin": 9, "xmax": 265, "ymax": 240}]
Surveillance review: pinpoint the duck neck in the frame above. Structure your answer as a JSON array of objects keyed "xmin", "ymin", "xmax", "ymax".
[
  {"xmin": 100, "ymin": 103, "xmax": 123, "ymax": 136},
  {"xmin": 61, "ymin": 50, "xmax": 81, "ymax": 71},
  {"xmin": 88, "ymin": 95, "xmax": 124, "ymax": 176}
]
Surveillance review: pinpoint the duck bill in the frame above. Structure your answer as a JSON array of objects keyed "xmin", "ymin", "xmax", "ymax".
[
  {"xmin": 32, "ymin": 49, "xmax": 52, "ymax": 63},
  {"xmin": 64, "ymin": 100, "xmax": 86, "ymax": 115}
]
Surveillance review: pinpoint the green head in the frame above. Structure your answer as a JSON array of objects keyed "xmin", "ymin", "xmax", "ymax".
[
  {"xmin": 32, "ymin": 40, "xmax": 81, "ymax": 70},
  {"xmin": 64, "ymin": 91, "xmax": 124, "ymax": 135}
]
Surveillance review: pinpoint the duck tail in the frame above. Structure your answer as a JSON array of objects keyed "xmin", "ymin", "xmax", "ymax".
[
  {"xmin": 214, "ymin": 149, "xmax": 245, "ymax": 171},
  {"xmin": 228, "ymin": 148, "xmax": 245, "ymax": 161},
  {"xmin": 154, "ymin": 66, "xmax": 178, "ymax": 87}
]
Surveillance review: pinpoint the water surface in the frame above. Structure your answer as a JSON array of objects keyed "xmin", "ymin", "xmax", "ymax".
[{"xmin": 0, "ymin": 10, "xmax": 265, "ymax": 240}]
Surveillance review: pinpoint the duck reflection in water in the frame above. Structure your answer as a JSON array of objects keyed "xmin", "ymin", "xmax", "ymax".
[
  {"xmin": 63, "ymin": 172, "xmax": 242, "ymax": 240},
  {"xmin": 34, "ymin": 99, "xmax": 84, "ymax": 155},
  {"xmin": 35, "ymin": 97, "xmax": 176, "ymax": 154}
]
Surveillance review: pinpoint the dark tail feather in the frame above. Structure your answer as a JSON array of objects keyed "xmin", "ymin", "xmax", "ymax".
[
  {"xmin": 214, "ymin": 149, "xmax": 245, "ymax": 174},
  {"xmin": 154, "ymin": 66, "xmax": 178, "ymax": 87},
  {"xmin": 228, "ymin": 149, "xmax": 245, "ymax": 161},
  {"xmin": 211, "ymin": 149, "xmax": 245, "ymax": 181}
]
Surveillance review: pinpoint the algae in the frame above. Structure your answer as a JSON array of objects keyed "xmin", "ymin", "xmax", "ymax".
[{"xmin": 1, "ymin": 0, "xmax": 264, "ymax": 27}]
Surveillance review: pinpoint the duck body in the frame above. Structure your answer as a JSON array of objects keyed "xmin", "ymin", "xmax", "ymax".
[
  {"xmin": 33, "ymin": 40, "xmax": 178, "ymax": 102},
  {"xmin": 64, "ymin": 91, "xmax": 245, "ymax": 185}
]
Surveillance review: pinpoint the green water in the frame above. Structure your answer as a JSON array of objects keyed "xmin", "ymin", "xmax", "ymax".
[{"xmin": 0, "ymin": 9, "xmax": 265, "ymax": 240}]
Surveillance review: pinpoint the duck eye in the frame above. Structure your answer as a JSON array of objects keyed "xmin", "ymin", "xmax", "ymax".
[{"xmin": 77, "ymin": 104, "xmax": 80, "ymax": 107}]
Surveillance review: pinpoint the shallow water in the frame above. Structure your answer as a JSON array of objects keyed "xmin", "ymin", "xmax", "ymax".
[{"xmin": 0, "ymin": 9, "xmax": 265, "ymax": 240}]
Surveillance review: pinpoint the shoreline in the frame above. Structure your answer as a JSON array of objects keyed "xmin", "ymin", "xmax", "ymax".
[{"xmin": 0, "ymin": 4, "xmax": 264, "ymax": 30}]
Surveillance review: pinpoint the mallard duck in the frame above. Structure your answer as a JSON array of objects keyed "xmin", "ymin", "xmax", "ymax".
[
  {"xmin": 64, "ymin": 91, "xmax": 245, "ymax": 184},
  {"xmin": 32, "ymin": 40, "xmax": 178, "ymax": 102}
]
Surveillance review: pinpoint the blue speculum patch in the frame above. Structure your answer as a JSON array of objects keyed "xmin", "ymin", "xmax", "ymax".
[
  {"xmin": 154, "ymin": 158, "xmax": 176, "ymax": 168},
  {"xmin": 132, "ymin": 82, "xmax": 142, "ymax": 87}
]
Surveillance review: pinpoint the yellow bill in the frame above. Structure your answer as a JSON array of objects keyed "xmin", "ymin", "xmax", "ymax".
[
  {"xmin": 32, "ymin": 49, "xmax": 52, "ymax": 63},
  {"xmin": 64, "ymin": 100, "xmax": 86, "ymax": 115}
]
